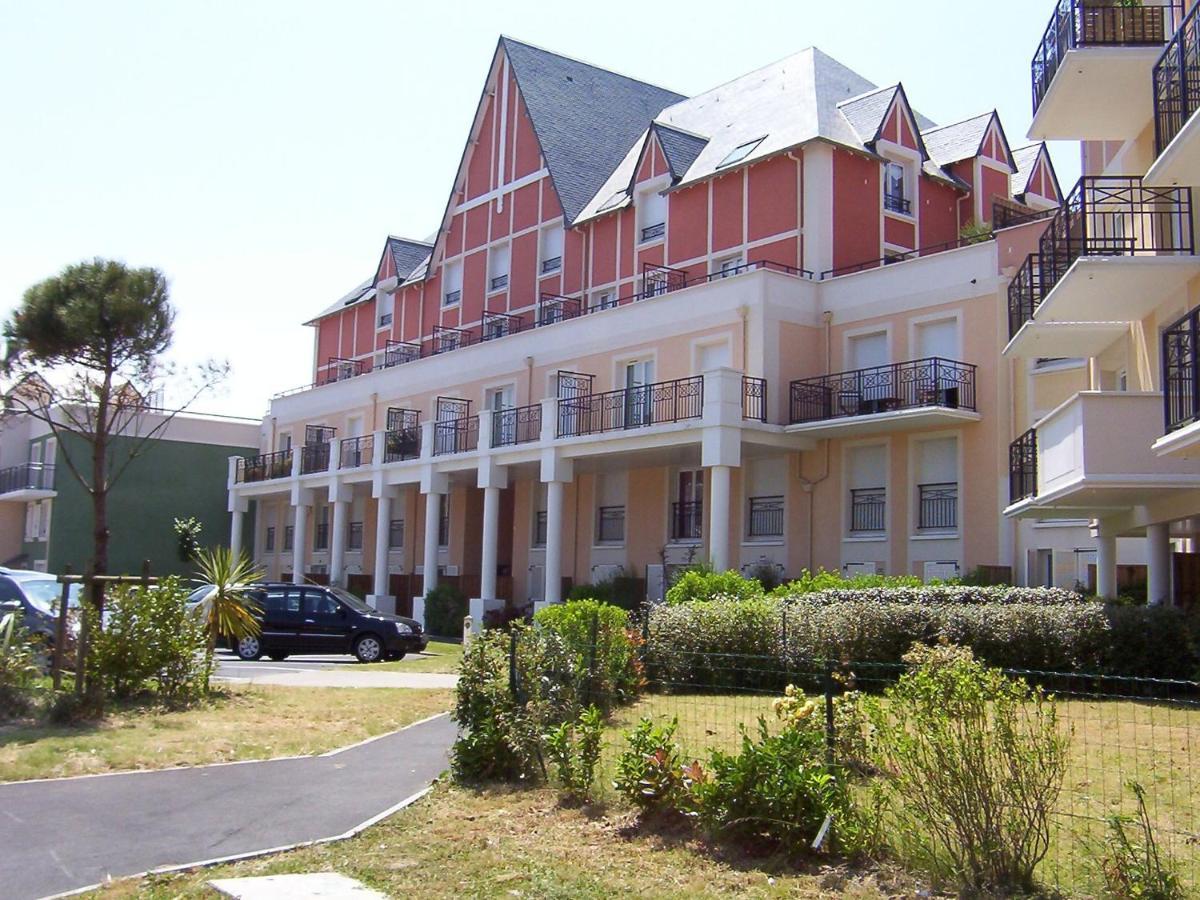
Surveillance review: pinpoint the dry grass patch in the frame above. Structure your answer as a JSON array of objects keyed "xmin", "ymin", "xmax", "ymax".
[
  {"xmin": 86, "ymin": 782, "xmax": 923, "ymax": 899},
  {"xmin": 0, "ymin": 686, "xmax": 451, "ymax": 782},
  {"xmin": 369, "ymin": 639, "xmax": 463, "ymax": 673}
]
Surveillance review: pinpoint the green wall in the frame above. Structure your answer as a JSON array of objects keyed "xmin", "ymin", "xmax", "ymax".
[{"xmin": 44, "ymin": 431, "xmax": 255, "ymax": 578}]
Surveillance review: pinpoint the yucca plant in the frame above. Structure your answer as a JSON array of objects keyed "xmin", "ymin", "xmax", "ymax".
[{"xmin": 192, "ymin": 547, "xmax": 263, "ymax": 654}]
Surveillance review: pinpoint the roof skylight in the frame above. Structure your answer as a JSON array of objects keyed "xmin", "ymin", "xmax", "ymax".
[{"xmin": 716, "ymin": 136, "xmax": 765, "ymax": 169}]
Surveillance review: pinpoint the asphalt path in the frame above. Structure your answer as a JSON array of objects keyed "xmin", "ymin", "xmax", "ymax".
[{"xmin": 0, "ymin": 713, "xmax": 455, "ymax": 900}]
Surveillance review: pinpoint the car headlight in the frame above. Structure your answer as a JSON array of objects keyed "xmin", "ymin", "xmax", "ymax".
[{"xmin": 394, "ymin": 621, "xmax": 413, "ymax": 635}]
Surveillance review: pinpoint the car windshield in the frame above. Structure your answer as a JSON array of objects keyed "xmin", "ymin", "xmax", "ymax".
[
  {"xmin": 327, "ymin": 587, "xmax": 374, "ymax": 615},
  {"xmin": 16, "ymin": 578, "xmax": 80, "ymax": 615}
]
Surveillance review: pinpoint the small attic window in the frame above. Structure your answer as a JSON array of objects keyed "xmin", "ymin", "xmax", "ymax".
[{"xmin": 716, "ymin": 137, "xmax": 765, "ymax": 170}]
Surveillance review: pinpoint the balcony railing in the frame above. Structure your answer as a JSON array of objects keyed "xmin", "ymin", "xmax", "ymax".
[
  {"xmin": 742, "ymin": 376, "xmax": 768, "ymax": 422},
  {"xmin": 1163, "ymin": 304, "xmax": 1200, "ymax": 432},
  {"xmin": 883, "ymin": 192, "xmax": 911, "ymax": 215},
  {"xmin": 347, "ymin": 521, "xmax": 364, "ymax": 551},
  {"xmin": 0, "ymin": 463, "xmax": 55, "ymax": 494},
  {"xmin": 319, "ymin": 357, "xmax": 371, "ymax": 385},
  {"xmin": 236, "ymin": 449, "xmax": 292, "ymax": 483},
  {"xmin": 993, "ymin": 198, "xmax": 1057, "ymax": 230},
  {"xmin": 540, "ymin": 256, "xmax": 562, "ymax": 274},
  {"xmin": 641, "ymin": 222, "xmax": 666, "ymax": 242},
  {"xmin": 1154, "ymin": 0, "xmax": 1200, "ymax": 155},
  {"xmin": 433, "ymin": 416, "xmax": 479, "ymax": 456},
  {"xmin": 383, "ymin": 340, "xmax": 421, "ymax": 368},
  {"xmin": 789, "ymin": 358, "xmax": 976, "ymax": 425},
  {"xmin": 314, "ymin": 522, "xmax": 329, "ymax": 551},
  {"xmin": 918, "ymin": 482, "xmax": 958, "ymax": 530},
  {"xmin": 670, "ymin": 500, "xmax": 703, "ymax": 541},
  {"xmin": 1007, "ymin": 175, "xmax": 1195, "ymax": 337},
  {"xmin": 820, "ymin": 233, "xmax": 994, "ymax": 279},
  {"xmin": 1009, "ymin": 428, "xmax": 1039, "ymax": 503},
  {"xmin": 747, "ymin": 495, "xmax": 784, "ymax": 538},
  {"xmin": 383, "ymin": 427, "xmax": 421, "ymax": 463},
  {"xmin": 557, "ymin": 376, "xmax": 704, "ymax": 438},
  {"xmin": 339, "ymin": 435, "xmax": 373, "ymax": 469},
  {"xmin": 538, "ymin": 293, "xmax": 582, "ymax": 326},
  {"xmin": 432, "ymin": 325, "xmax": 475, "ymax": 355},
  {"xmin": 300, "ymin": 442, "xmax": 331, "ymax": 474},
  {"xmin": 850, "ymin": 488, "xmax": 886, "ymax": 533},
  {"xmin": 482, "ymin": 310, "xmax": 524, "ymax": 341},
  {"xmin": 1032, "ymin": 0, "xmax": 1179, "ymax": 116},
  {"xmin": 596, "ymin": 505, "xmax": 625, "ymax": 543},
  {"xmin": 491, "ymin": 404, "xmax": 542, "ymax": 448}
]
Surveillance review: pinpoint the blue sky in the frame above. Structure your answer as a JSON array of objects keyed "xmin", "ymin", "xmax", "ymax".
[{"xmin": 0, "ymin": 0, "xmax": 1075, "ymax": 418}]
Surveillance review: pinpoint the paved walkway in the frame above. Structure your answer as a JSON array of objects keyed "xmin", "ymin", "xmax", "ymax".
[
  {"xmin": 0, "ymin": 714, "xmax": 456, "ymax": 900},
  {"xmin": 217, "ymin": 669, "xmax": 458, "ymax": 689}
]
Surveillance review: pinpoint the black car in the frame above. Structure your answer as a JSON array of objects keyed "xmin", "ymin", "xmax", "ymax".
[
  {"xmin": 0, "ymin": 568, "xmax": 79, "ymax": 649},
  {"xmin": 228, "ymin": 582, "xmax": 427, "ymax": 663}
]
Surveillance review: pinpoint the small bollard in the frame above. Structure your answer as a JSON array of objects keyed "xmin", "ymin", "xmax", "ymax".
[{"xmin": 462, "ymin": 615, "xmax": 473, "ymax": 647}]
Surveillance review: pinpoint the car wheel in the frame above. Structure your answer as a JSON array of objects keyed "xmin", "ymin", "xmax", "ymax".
[
  {"xmin": 268, "ymin": 653, "xmax": 288, "ymax": 661},
  {"xmin": 236, "ymin": 636, "xmax": 262, "ymax": 661},
  {"xmin": 353, "ymin": 633, "xmax": 384, "ymax": 663}
]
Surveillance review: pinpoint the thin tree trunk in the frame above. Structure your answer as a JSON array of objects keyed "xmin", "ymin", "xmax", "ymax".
[{"xmin": 85, "ymin": 366, "xmax": 113, "ymax": 706}]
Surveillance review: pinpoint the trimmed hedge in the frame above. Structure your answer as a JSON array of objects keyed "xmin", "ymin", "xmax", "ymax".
[
  {"xmin": 424, "ymin": 584, "xmax": 468, "ymax": 637},
  {"xmin": 645, "ymin": 590, "xmax": 1200, "ymax": 684}
]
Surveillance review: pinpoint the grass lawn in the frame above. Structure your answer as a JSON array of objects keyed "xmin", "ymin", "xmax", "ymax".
[
  {"xmin": 85, "ymin": 782, "xmax": 923, "ymax": 899},
  {"xmin": 368, "ymin": 638, "xmax": 463, "ymax": 673},
  {"xmin": 0, "ymin": 686, "xmax": 451, "ymax": 782}
]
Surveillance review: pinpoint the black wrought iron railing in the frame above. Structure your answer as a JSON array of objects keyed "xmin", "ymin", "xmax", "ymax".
[
  {"xmin": 789, "ymin": 358, "xmax": 976, "ymax": 424},
  {"xmin": 491, "ymin": 404, "xmax": 542, "ymax": 448},
  {"xmin": 432, "ymin": 324, "xmax": 475, "ymax": 355},
  {"xmin": 0, "ymin": 462, "xmax": 55, "ymax": 494},
  {"xmin": 388, "ymin": 518, "xmax": 404, "ymax": 549},
  {"xmin": 557, "ymin": 376, "xmax": 704, "ymax": 438},
  {"xmin": 433, "ymin": 416, "xmax": 479, "ymax": 456},
  {"xmin": 383, "ymin": 340, "xmax": 421, "ymax": 368},
  {"xmin": 383, "ymin": 427, "xmax": 421, "ymax": 463},
  {"xmin": 489, "ymin": 274, "xmax": 509, "ymax": 292},
  {"xmin": 641, "ymin": 222, "xmax": 666, "ymax": 242},
  {"xmin": 541, "ymin": 256, "xmax": 562, "ymax": 274},
  {"xmin": 538, "ymin": 293, "xmax": 582, "ymax": 326},
  {"xmin": 1164, "ymin": 305, "xmax": 1200, "ymax": 432},
  {"xmin": 820, "ymin": 233, "xmax": 995, "ymax": 279},
  {"xmin": 747, "ymin": 495, "xmax": 784, "ymax": 538},
  {"xmin": 284, "ymin": 525, "xmax": 294, "ymax": 552},
  {"xmin": 1007, "ymin": 176, "xmax": 1195, "ymax": 338},
  {"xmin": 237, "ymin": 449, "xmax": 293, "ymax": 483},
  {"xmin": 347, "ymin": 522, "xmax": 364, "ymax": 551},
  {"xmin": 444, "ymin": 288, "xmax": 462, "ymax": 306},
  {"xmin": 1032, "ymin": 0, "xmax": 1179, "ymax": 116},
  {"xmin": 850, "ymin": 488, "xmax": 886, "ymax": 533},
  {"xmin": 314, "ymin": 522, "xmax": 329, "ymax": 551},
  {"xmin": 884, "ymin": 192, "xmax": 911, "ymax": 215},
  {"xmin": 993, "ymin": 198, "xmax": 1058, "ymax": 230},
  {"xmin": 482, "ymin": 310, "xmax": 525, "ymax": 341},
  {"xmin": 596, "ymin": 506, "xmax": 625, "ymax": 543},
  {"xmin": 339, "ymin": 435, "xmax": 373, "ymax": 469},
  {"xmin": 742, "ymin": 376, "xmax": 768, "ymax": 422},
  {"xmin": 670, "ymin": 500, "xmax": 703, "ymax": 541},
  {"xmin": 1155, "ymin": 0, "xmax": 1200, "ymax": 155},
  {"xmin": 1010, "ymin": 429, "xmax": 1039, "ymax": 503},
  {"xmin": 320, "ymin": 357, "xmax": 371, "ymax": 385},
  {"xmin": 918, "ymin": 482, "xmax": 958, "ymax": 530},
  {"xmin": 642, "ymin": 263, "xmax": 687, "ymax": 298},
  {"xmin": 300, "ymin": 442, "xmax": 332, "ymax": 474}
]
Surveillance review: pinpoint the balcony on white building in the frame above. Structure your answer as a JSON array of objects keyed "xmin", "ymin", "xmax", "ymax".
[
  {"xmin": 1146, "ymin": 2, "xmax": 1200, "ymax": 187},
  {"xmin": 0, "ymin": 463, "xmax": 56, "ymax": 502}
]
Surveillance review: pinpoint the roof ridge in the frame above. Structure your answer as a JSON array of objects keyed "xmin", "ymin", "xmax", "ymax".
[
  {"xmin": 652, "ymin": 121, "xmax": 710, "ymax": 141},
  {"xmin": 836, "ymin": 82, "xmax": 897, "ymax": 108},
  {"xmin": 920, "ymin": 110, "xmax": 995, "ymax": 135},
  {"xmin": 498, "ymin": 35, "xmax": 684, "ymax": 99},
  {"xmin": 386, "ymin": 234, "xmax": 434, "ymax": 247}
]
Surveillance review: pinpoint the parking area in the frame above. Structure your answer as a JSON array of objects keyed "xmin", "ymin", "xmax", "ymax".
[{"xmin": 212, "ymin": 649, "xmax": 459, "ymax": 689}]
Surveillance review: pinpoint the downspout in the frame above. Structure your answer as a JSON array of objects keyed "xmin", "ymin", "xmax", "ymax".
[{"xmin": 525, "ymin": 355, "xmax": 535, "ymax": 406}]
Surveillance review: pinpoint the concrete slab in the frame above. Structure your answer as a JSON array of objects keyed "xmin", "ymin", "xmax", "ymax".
[
  {"xmin": 210, "ymin": 872, "xmax": 387, "ymax": 899},
  {"xmin": 218, "ymin": 670, "xmax": 458, "ymax": 689}
]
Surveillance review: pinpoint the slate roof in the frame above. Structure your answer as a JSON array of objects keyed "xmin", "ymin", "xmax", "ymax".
[
  {"xmin": 305, "ymin": 279, "xmax": 376, "ymax": 325},
  {"xmin": 501, "ymin": 37, "xmax": 685, "ymax": 225},
  {"xmin": 1011, "ymin": 142, "xmax": 1058, "ymax": 200},
  {"xmin": 653, "ymin": 123, "xmax": 709, "ymax": 180},
  {"xmin": 385, "ymin": 236, "xmax": 433, "ymax": 281},
  {"xmin": 921, "ymin": 111, "xmax": 1016, "ymax": 170}
]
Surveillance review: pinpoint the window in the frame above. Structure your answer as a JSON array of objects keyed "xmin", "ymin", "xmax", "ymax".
[
  {"xmin": 540, "ymin": 225, "xmax": 563, "ymax": 274},
  {"xmin": 915, "ymin": 437, "xmax": 958, "ymax": 532},
  {"xmin": 533, "ymin": 483, "xmax": 548, "ymax": 546},
  {"xmin": 347, "ymin": 521, "xmax": 363, "ymax": 551},
  {"xmin": 488, "ymin": 242, "xmax": 510, "ymax": 292},
  {"xmin": 590, "ymin": 290, "xmax": 616, "ymax": 312},
  {"xmin": 443, "ymin": 259, "xmax": 463, "ymax": 307},
  {"xmin": 283, "ymin": 525, "xmax": 295, "ymax": 552},
  {"xmin": 847, "ymin": 444, "xmax": 887, "ymax": 534},
  {"xmin": 671, "ymin": 469, "xmax": 704, "ymax": 541},
  {"xmin": 596, "ymin": 506, "xmax": 625, "ymax": 543},
  {"xmin": 314, "ymin": 506, "xmax": 329, "ymax": 551},
  {"xmin": 850, "ymin": 488, "xmax": 886, "ymax": 533},
  {"xmin": 389, "ymin": 518, "xmax": 404, "ymax": 550},
  {"xmin": 637, "ymin": 187, "xmax": 667, "ymax": 243},
  {"xmin": 438, "ymin": 504, "xmax": 449, "ymax": 548},
  {"xmin": 714, "ymin": 254, "xmax": 744, "ymax": 278},
  {"xmin": 884, "ymin": 161, "xmax": 910, "ymax": 215},
  {"xmin": 917, "ymin": 483, "xmax": 958, "ymax": 530},
  {"xmin": 377, "ymin": 288, "xmax": 394, "ymax": 328},
  {"xmin": 716, "ymin": 136, "xmax": 765, "ymax": 170},
  {"xmin": 748, "ymin": 496, "xmax": 784, "ymax": 538},
  {"xmin": 265, "ymin": 526, "xmax": 276, "ymax": 553}
]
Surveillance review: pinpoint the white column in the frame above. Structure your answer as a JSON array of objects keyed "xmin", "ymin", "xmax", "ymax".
[
  {"xmin": 1096, "ymin": 534, "xmax": 1117, "ymax": 599},
  {"xmin": 329, "ymin": 498, "xmax": 349, "ymax": 586},
  {"xmin": 422, "ymin": 490, "xmax": 442, "ymax": 595},
  {"xmin": 292, "ymin": 502, "xmax": 308, "ymax": 585},
  {"xmin": 1147, "ymin": 522, "xmax": 1172, "ymax": 607},
  {"xmin": 708, "ymin": 464, "xmax": 732, "ymax": 572},
  {"xmin": 480, "ymin": 486, "xmax": 500, "ymax": 600},
  {"xmin": 544, "ymin": 480, "xmax": 565, "ymax": 604},
  {"xmin": 372, "ymin": 492, "xmax": 392, "ymax": 598},
  {"xmin": 229, "ymin": 508, "xmax": 244, "ymax": 557}
]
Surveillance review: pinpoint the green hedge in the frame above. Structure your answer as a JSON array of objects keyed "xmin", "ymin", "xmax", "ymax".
[
  {"xmin": 534, "ymin": 599, "xmax": 642, "ymax": 707},
  {"xmin": 645, "ymin": 591, "xmax": 1200, "ymax": 684},
  {"xmin": 424, "ymin": 584, "xmax": 468, "ymax": 637}
]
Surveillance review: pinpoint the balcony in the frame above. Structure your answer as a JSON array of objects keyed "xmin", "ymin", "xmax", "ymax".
[
  {"xmin": 338, "ymin": 435, "xmax": 373, "ymax": 469},
  {"xmin": 1029, "ymin": 0, "xmax": 1181, "ymax": 140},
  {"xmin": 1148, "ymin": 1, "xmax": 1200, "ymax": 187},
  {"xmin": 299, "ymin": 442, "xmax": 331, "ymax": 475},
  {"xmin": 1006, "ymin": 176, "xmax": 1198, "ymax": 357},
  {"xmin": 0, "ymin": 463, "xmax": 56, "ymax": 500},
  {"xmin": 236, "ymin": 449, "xmax": 292, "ymax": 484},
  {"xmin": 786, "ymin": 358, "xmax": 979, "ymax": 439},
  {"xmin": 382, "ymin": 426, "xmax": 421, "ymax": 463},
  {"xmin": 318, "ymin": 357, "xmax": 371, "ymax": 385},
  {"xmin": 741, "ymin": 376, "xmax": 768, "ymax": 423},
  {"xmin": 1154, "ymin": 305, "xmax": 1200, "ymax": 456},
  {"xmin": 669, "ymin": 500, "xmax": 702, "ymax": 541},
  {"xmin": 491, "ymin": 404, "xmax": 542, "ymax": 448},
  {"xmin": 556, "ymin": 376, "xmax": 703, "ymax": 438},
  {"xmin": 433, "ymin": 416, "xmax": 479, "ymax": 456},
  {"xmin": 1005, "ymin": 391, "xmax": 1200, "ymax": 518}
]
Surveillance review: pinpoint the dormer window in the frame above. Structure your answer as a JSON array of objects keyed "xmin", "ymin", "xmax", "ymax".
[
  {"xmin": 377, "ymin": 289, "xmax": 394, "ymax": 328},
  {"xmin": 488, "ymin": 242, "xmax": 510, "ymax": 292},
  {"xmin": 716, "ymin": 136, "xmax": 765, "ymax": 170},
  {"xmin": 540, "ymin": 225, "xmax": 563, "ymax": 274},
  {"xmin": 443, "ymin": 259, "xmax": 463, "ymax": 307},
  {"xmin": 884, "ymin": 161, "xmax": 911, "ymax": 215},
  {"xmin": 638, "ymin": 187, "xmax": 667, "ymax": 243}
]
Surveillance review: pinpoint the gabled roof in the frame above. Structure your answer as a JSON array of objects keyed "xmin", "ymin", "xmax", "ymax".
[
  {"xmin": 382, "ymin": 236, "xmax": 433, "ymax": 284},
  {"xmin": 501, "ymin": 37, "xmax": 685, "ymax": 225},
  {"xmin": 921, "ymin": 110, "xmax": 1017, "ymax": 170},
  {"xmin": 652, "ymin": 123, "xmax": 709, "ymax": 181},
  {"xmin": 304, "ymin": 278, "xmax": 375, "ymax": 326},
  {"xmin": 1011, "ymin": 142, "xmax": 1062, "ymax": 201}
]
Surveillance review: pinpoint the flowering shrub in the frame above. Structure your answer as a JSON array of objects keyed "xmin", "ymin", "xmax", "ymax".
[
  {"xmin": 533, "ymin": 600, "xmax": 642, "ymax": 710},
  {"xmin": 613, "ymin": 716, "xmax": 689, "ymax": 815},
  {"xmin": 665, "ymin": 568, "xmax": 764, "ymax": 605}
]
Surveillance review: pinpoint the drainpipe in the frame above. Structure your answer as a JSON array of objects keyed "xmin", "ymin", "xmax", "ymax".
[
  {"xmin": 793, "ymin": 309, "xmax": 836, "ymax": 569},
  {"xmin": 525, "ymin": 356, "xmax": 535, "ymax": 407},
  {"xmin": 822, "ymin": 310, "xmax": 833, "ymax": 375}
]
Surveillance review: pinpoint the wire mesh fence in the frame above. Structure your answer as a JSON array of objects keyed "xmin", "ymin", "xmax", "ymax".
[{"xmin": 504, "ymin": 627, "xmax": 1200, "ymax": 895}]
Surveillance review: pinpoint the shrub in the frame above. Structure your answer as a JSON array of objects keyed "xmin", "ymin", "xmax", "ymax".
[
  {"xmin": 1094, "ymin": 781, "xmax": 1184, "ymax": 900},
  {"xmin": 613, "ymin": 716, "xmax": 689, "ymax": 815},
  {"xmin": 863, "ymin": 643, "xmax": 1069, "ymax": 894},
  {"xmin": 0, "ymin": 612, "xmax": 41, "ymax": 720},
  {"xmin": 88, "ymin": 577, "xmax": 210, "ymax": 703},
  {"xmin": 544, "ymin": 705, "xmax": 604, "ymax": 804},
  {"xmin": 770, "ymin": 568, "xmax": 923, "ymax": 596},
  {"xmin": 665, "ymin": 569, "xmax": 763, "ymax": 605},
  {"xmin": 424, "ymin": 584, "xmax": 468, "ymax": 637},
  {"xmin": 567, "ymin": 574, "xmax": 645, "ymax": 612},
  {"xmin": 533, "ymin": 600, "xmax": 642, "ymax": 710}
]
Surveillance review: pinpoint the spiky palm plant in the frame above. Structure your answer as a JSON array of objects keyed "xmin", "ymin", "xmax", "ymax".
[{"xmin": 192, "ymin": 547, "xmax": 263, "ymax": 653}]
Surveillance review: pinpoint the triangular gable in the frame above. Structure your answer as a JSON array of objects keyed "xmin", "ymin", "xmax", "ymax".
[
  {"xmin": 839, "ymin": 84, "xmax": 930, "ymax": 161},
  {"xmin": 979, "ymin": 112, "xmax": 1018, "ymax": 171},
  {"xmin": 877, "ymin": 85, "xmax": 929, "ymax": 159},
  {"xmin": 921, "ymin": 111, "xmax": 1017, "ymax": 171},
  {"xmin": 1012, "ymin": 142, "xmax": 1063, "ymax": 204},
  {"xmin": 652, "ymin": 123, "xmax": 708, "ymax": 181},
  {"xmin": 373, "ymin": 236, "xmax": 433, "ymax": 286}
]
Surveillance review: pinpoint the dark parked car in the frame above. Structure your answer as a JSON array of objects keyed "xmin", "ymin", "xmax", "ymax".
[
  {"xmin": 0, "ymin": 568, "xmax": 79, "ymax": 649},
  {"xmin": 227, "ymin": 582, "xmax": 427, "ymax": 663}
]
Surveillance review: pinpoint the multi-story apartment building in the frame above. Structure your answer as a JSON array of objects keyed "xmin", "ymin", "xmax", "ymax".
[
  {"xmin": 227, "ymin": 37, "xmax": 1067, "ymax": 622},
  {"xmin": 1004, "ymin": 0, "xmax": 1200, "ymax": 606}
]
